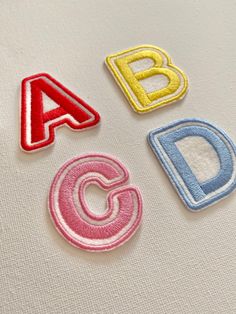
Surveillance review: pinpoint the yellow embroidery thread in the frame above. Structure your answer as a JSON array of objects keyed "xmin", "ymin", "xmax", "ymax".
[{"xmin": 106, "ymin": 45, "xmax": 188, "ymax": 113}]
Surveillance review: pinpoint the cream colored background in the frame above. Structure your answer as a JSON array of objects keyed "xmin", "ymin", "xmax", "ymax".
[{"xmin": 1, "ymin": 1, "xmax": 236, "ymax": 313}]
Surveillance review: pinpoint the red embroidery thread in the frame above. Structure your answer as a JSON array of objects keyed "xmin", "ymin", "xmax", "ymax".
[{"xmin": 21, "ymin": 73, "xmax": 100, "ymax": 152}]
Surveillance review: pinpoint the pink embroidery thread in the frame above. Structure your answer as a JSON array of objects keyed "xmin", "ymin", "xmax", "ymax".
[{"xmin": 49, "ymin": 153, "xmax": 143, "ymax": 252}]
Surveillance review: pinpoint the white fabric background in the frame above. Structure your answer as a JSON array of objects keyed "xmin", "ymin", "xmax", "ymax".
[{"xmin": 1, "ymin": 1, "xmax": 236, "ymax": 313}]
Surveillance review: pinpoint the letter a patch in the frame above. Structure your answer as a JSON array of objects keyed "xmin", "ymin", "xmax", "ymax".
[
  {"xmin": 20, "ymin": 73, "xmax": 100, "ymax": 152},
  {"xmin": 106, "ymin": 45, "xmax": 188, "ymax": 113},
  {"xmin": 148, "ymin": 119, "xmax": 236, "ymax": 211}
]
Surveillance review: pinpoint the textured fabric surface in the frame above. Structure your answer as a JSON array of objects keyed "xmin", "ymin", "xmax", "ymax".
[
  {"xmin": 1, "ymin": 0, "xmax": 236, "ymax": 313},
  {"xmin": 176, "ymin": 136, "xmax": 220, "ymax": 183}
]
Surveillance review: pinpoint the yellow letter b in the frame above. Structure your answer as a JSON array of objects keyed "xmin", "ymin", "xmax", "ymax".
[{"xmin": 106, "ymin": 45, "xmax": 188, "ymax": 113}]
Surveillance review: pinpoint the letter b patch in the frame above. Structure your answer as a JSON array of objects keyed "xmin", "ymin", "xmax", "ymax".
[
  {"xmin": 148, "ymin": 119, "xmax": 236, "ymax": 211},
  {"xmin": 106, "ymin": 45, "xmax": 188, "ymax": 113}
]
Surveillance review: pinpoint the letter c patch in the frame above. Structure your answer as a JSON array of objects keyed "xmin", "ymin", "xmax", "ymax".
[{"xmin": 49, "ymin": 154, "xmax": 143, "ymax": 251}]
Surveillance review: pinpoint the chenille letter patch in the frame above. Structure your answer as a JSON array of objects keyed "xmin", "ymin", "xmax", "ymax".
[{"xmin": 148, "ymin": 119, "xmax": 236, "ymax": 211}]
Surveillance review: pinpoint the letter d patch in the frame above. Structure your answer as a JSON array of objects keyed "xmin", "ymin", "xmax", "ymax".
[{"xmin": 148, "ymin": 119, "xmax": 236, "ymax": 211}]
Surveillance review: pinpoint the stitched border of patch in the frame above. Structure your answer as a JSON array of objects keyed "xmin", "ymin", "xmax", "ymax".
[
  {"xmin": 20, "ymin": 73, "xmax": 100, "ymax": 152},
  {"xmin": 49, "ymin": 153, "xmax": 143, "ymax": 252},
  {"xmin": 148, "ymin": 118, "xmax": 236, "ymax": 211},
  {"xmin": 106, "ymin": 45, "xmax": 188, "ymax": 114}
]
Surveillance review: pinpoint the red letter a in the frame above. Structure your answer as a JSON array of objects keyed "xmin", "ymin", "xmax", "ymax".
[{"xmin": 21, "ymin": 73, "xmax": 100, "ymax": 152}]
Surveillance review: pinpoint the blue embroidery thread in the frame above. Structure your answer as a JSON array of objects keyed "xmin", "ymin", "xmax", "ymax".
[{"xmin": 148, "ymin": 118, "xmax": 236, "ymax": 211}]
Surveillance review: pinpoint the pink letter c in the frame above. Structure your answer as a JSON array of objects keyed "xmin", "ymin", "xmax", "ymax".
[{"xmin": 49, "ymin": 153, "xmax": 143, "ymax": 251}]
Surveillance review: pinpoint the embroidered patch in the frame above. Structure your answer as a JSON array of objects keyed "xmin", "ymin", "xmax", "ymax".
[
  {"xmin": 148, "ymin": 119, "xmax": 236, "ymax": 211},
  {"xmin": 49, "ymin": 153, "xmax": 143, "ymax": 251},
  {"xmin": 106, "ymin": 45, "xmax": 188, "ymax": 113},
  {"xmin": 20, "ymin": 73, "xmax": 100, "ymax": 152}
]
